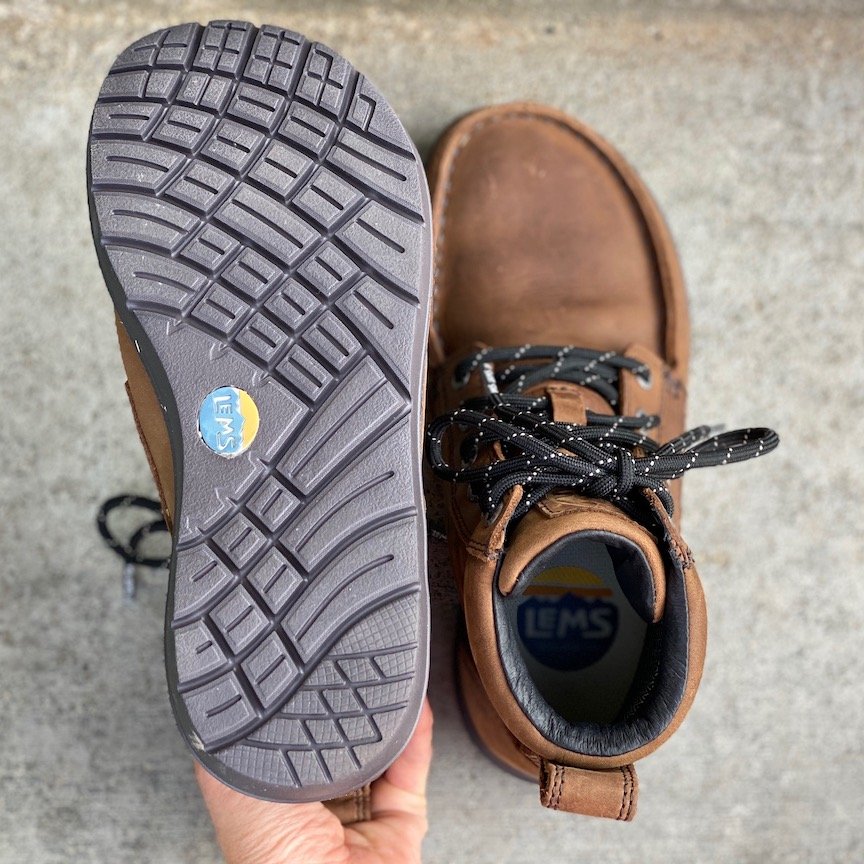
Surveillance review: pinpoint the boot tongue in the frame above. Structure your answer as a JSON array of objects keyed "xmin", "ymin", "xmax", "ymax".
[
  {"xmin": 498, "ymin": 494, "xmax": 667, "ymax": 624},
  {"xmin": 522, "ymin": 378, "xmax": 615, "ymax": 425}
]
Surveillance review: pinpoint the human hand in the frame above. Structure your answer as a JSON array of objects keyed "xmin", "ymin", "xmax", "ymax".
[{"xmin": 196, "ymin": 699, "xmax": 433, "ymax": 864}]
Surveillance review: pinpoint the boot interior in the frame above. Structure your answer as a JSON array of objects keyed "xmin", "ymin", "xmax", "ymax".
[{"xmin": 501, "ymin": 533, "xmax": 652, "ymax": 724}]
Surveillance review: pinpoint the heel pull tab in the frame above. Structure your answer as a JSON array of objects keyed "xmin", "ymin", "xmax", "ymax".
[{"xmin": 539, "ymin": 760, "xmax": 638, "ymax": 821}]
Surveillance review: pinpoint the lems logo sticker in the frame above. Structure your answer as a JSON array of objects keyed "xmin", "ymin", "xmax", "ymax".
[
  {"xmin": 517, "ymin": 565, "xmax": 618, "ymax": 671},
  {"xmin": 198, "ymin": 387, "xmax": 260, "ymax": 457}
]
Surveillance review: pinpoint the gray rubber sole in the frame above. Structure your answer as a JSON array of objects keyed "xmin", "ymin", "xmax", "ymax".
[{"xmin": 87, "ymin": 20, "xmax": 431, "ymax": 802}]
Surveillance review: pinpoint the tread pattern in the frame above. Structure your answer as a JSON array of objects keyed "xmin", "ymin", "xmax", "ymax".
[{"xmin": 88, "ymin": 21, "xmax": 429, "ymax": 799}]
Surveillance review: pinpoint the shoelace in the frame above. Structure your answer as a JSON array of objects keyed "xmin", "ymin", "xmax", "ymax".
[
  {"xmin": 427, "ymin": 345, "xmax": 779, "ymax": 521},
  {"xmin": 96, "ymin": 495, "xmax": 169, "ymax": 598}
]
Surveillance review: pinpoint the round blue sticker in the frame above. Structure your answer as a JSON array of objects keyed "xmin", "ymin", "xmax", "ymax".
[{"xmin": 198, "ymin": 386, "xmax": 260, "ymax": 457}]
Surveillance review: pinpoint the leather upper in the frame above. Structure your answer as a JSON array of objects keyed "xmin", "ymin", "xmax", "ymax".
[{"xmin": 429, "ymin": 103, "xmax": 689, "ymax": 374}]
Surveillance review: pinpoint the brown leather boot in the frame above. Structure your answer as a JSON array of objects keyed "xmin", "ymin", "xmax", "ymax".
[
  {"xmin": 88, "ymin": 21, "xmax": 432, "ymax": 805},
  {"xmin": 426, "ymin": 103, "xmax": 778, "ymax": 820}
]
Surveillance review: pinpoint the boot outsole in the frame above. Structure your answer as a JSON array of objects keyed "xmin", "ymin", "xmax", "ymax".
[{"xmin": 87, "ymin": 20, "xmax": 431, "ymax": 802}]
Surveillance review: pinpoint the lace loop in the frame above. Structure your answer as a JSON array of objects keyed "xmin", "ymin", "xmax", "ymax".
[{"xmin": 429, "ymin": 346, "xmax": 779, "ymax": 521}]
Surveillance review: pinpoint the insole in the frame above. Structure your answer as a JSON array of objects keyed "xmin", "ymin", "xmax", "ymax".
[{"xmin": 505, "ymin": 538, "xmax": 648, "ymax": 723}]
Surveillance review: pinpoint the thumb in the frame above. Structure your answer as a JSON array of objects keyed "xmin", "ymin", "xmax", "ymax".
[
  {"xmin": 343, "ymin": 698, "xmax": 433, "ymax": 862},
  {"xmin": 371, "ymin": 698, "xmax": 434, "ymax": 819},
  {"xmin": 195, "ymin": 763, "xmax": 349, "ymax": 864}
]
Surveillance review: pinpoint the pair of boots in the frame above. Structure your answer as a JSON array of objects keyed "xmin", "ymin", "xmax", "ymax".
[{"xmin": 89, "ymin": 21, "xmax": 777, "ymax": 822}]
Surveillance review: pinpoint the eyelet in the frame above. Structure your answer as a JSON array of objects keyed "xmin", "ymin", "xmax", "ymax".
[
  {"xmin": 459, "ymin": 438, "xmax": 479, "ymax": 467},
  {"xmin": 635, "ymin": 367, "xmax": 653, "ymax": 390},
  {"xmin": 484, "ymin": 500, "xmax": 505, "ymax": 525},
  {"xmin": 451, "ymin": 367, "xmax": 470, "ymax": 389}
]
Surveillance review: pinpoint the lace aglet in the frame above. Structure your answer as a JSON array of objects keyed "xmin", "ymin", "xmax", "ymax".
[
  {"xmin": 706, "ymin": 423, "xmax": 727, "ymax": 437},
  {"xmin": 122, "ymin": 562, "xmax": 137, "ymax": 602}
]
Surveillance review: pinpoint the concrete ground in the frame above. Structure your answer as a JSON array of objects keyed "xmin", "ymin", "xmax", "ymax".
[{"xmin": 1, "ymin": 0, "xmax": 862, "ymax": 861}]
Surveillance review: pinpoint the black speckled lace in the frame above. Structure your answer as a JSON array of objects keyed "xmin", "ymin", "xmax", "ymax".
[
  {"xmin": 96, "ymin": 495, "xmax": 169, "ymax": 598},
  {"xmin": 427, "ymin": 345, "xmax": 779, "ymax": 521}
]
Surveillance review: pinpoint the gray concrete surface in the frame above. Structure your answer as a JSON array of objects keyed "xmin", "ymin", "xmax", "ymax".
[{"xmin": 0, "ymin": 1, "xmax": 862, "ymax": 862}]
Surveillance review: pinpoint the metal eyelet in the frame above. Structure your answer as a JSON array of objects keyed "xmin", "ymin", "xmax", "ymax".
[
  {"xmin": 483, "ymin": 500, "xmax": 505, "ymax": 525},
  {"xmin": 635, "ymin": 366, "xmax": 653, "ymax": 390},
  {"xmin": 451, "ymin": 368, "xmax": 470, "ymax": 389}
]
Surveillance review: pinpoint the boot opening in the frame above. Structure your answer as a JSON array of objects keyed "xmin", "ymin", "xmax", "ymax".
[{"xmin": 501, "ymin": 534, "xmax": 652, "ymax": 724}]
